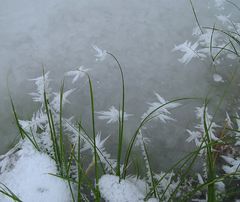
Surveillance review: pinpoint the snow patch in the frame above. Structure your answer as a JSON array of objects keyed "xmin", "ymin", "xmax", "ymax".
[
  {"xmin": 0, "ymin": 140, "xmax": 71, "ymax": 202},
  {"xmin": 99, "ymin": 174, "xmax": 147, "ymax": 202}
]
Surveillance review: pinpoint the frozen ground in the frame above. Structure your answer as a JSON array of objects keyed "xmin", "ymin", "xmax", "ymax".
[{"xmin": 0, "ymin": 0, "xmax": 237, "ymax": 167}]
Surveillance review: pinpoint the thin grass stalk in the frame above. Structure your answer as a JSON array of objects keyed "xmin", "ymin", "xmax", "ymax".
[
  {"xmin": 59, "ymin": 81, "xmax": 65, "ymax": 171},
  {"xmin": 10, "ymin": 96, "xmax": 40, "ymax": 150},
  {"xmin": 203, "ymin": 101, "xmax": 216, "ymax": 202},
  {"xmin": 49, "ymin": 108, "xmax": 62, "ymax": 172},
  {"xmin": 77, "ymin": 134, "xmax": 82, "ymax": 202},
  {"xmin": 43, "ymin": 87, "xmax": 59, "ymax": 169},
  {"xmin": 189, "ymin": 0, "xmax": 203, "ymax": 34},
  {"xmin": 65, "ymin": 144, "xmax": 76, "ymax": 202},
  {"xmin": 0, "ymin": 183, "xmax": 23, "ymax": 202},
  {"xmin": 210, "ymin": 45, "xmax": 239, "ymax": 56},
  {"xmin": 107, "ymin": 52, "xmax": 125, "ymax": 178},
  {"xmin": 9, "ymin": 97, "xmax": 24, "ymax": 140},
  {"xmin": 213, "ymin": 41, "xmax": 232, "ymax": 61},
  {"xmin": 210, "ymin": 24, "xmax": 216, "ymax": 61},
  {"xmin": 203, "ymin": 26, "xmax": 240, "ymax": 47},
  {"xmin": 87, "ymin": 75, "xmax": 100, "ymax": 201},
  {"xmin": 141, "ymin": 138, "xmax": 158, "ymax": 198},
  {"xmin": 226, "ymin": 0, "xmax": 240, "ymax": 11}
]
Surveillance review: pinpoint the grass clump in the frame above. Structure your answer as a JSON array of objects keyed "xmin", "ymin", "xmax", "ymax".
[{"xmin": 1, "ymin": 1, "xmax": 240, "ymax": 201}]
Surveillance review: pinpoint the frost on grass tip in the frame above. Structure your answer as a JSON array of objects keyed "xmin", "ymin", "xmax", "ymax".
[
  {"xmin": 96, "ymin": 106, "xmax": 132, "ymax": 124},
  {"xmin": 65, "ymin": 66, "xmax": 89, "ymax": 84},
  {"xmin": 92, "ymin": 45, "xmax": 107, "ymax": 61},
  {"xmin": 141, "ymin": 93, "xmax": 180, "ymax": 123}
]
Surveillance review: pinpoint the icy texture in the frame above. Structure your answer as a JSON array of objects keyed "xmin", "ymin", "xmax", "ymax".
[
  {"xmin": 0, "ymin": 140, "xmax": 71, "ymax": 202},
  {"xmin": 99, "ymin": 174, "xmax": 147, "ymax": 202}
]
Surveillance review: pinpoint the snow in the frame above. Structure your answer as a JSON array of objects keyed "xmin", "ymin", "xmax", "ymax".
[
  {"xmin": 213, "ymin": 73, "xmax": 224, "ymax": 83},
  {"xmin": 99, "ymin": 174, "xmax": 146, "ymax": 202},
  {"xmin": 0, "ymin": 140, "xmax": 71, "ymax": 202}
]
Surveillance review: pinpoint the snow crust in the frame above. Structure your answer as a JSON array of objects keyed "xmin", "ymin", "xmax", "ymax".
[
  {"xmin": 0, "ymin": 140, "xmax": 71, "ymax": 202},
  {"xmin": 99, "ymin": 174, "xmax": 145, "ymax": 202},
  {"xmin": 99, "ymin": 174, "xmax": 157, "ymax": 202}
]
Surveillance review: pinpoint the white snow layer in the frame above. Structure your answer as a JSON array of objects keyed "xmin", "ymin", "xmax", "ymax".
[
  {"xmin": 0, "ymin": 140, "xmax": 71, "ymax": 202},
  {"xmin": 99, "ymin": 174, "xmax": 157, "ymax": 202}
]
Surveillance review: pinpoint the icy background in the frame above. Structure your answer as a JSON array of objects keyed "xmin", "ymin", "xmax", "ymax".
[{"xmin": 0, "ymin": 0, "xmax": 236, "ymax": 168}]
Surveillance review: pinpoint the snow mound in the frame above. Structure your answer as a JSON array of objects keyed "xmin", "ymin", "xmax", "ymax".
[
  {"xmin": 0, "ymin": 140, "xmax": 71, "ymax": 202},
  {"xmin": 99, "ymin": 174, "xmax": 156, "ymax": 202}
]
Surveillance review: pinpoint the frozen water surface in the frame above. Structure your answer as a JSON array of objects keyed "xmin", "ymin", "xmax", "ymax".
[{"xmin": 0, "ymin": 0, "xmax": 238, "ymax": 168}]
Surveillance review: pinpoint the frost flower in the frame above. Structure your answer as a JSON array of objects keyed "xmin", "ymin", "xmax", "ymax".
[
  {"xmin": 19, "ymin": 109, "xmax": 47, "ymax": 133},
  {"xmin": 173, "ymin": 41, "xmax": 205, "ymax": 64},
  {"xmin": 94, "ymin": 133, "xmax": 116, "ymax": 172},
  {"xmin": 29, "ymin": 72, "xmax": 51, "ymax": 103},
  {"xmin": 92, "ymin": 45, "xmax": 107, "ymax": 61},
  {"xmin": 216, "ymin": 15, "xmax": 231, "ymax": 25},
  {"xmin": 65, "ymin": 66, "xmax": 89, "ymax": 83},
  {"xmin": 186, "ymin": 130, "xmax": 201, "ymax": 146},
  {"xmin": 96, "ymin": 106, "xmax": 132, "ymax": 124},
  {"xmin": 195, "ymin": 106, "xmax": 219, "ymax": 141},
  {"xmin": 51, "ymin": 89, "xmax": 75, "ymax": 112},
  {"xmin": 141, "ymin": 93, "xmax": 180, "ymax": 123},
  {"xmin": 221, "ymin": 155, "xmax": 240, "ymax": 177}
]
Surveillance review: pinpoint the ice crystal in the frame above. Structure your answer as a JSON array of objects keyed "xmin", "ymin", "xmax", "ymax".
[
  {"xmin": 216, "ymin": 15, "xmax": 231, "ymax": 25},
  {"xmin": 92, "ymin": 45, "xmax": 107, "ymax": 61},
  {"xmin": 173, "ymin": 41, "xmax": 205, "ymax": 64},
  {"xmin": 96, "ymin": 106, "xmax": 132, "ymax": 124},
  {"xmin": 94, "ymin": 133, "xmax": 116, "ymax": 172},
  {"xmin": 141, "ymin": 93, "xmax": 180, "ymax": 123},
  {"xmin": 65, "ymin": 66, "xmax": 89, "ymax": 83},
  {"xmin": 51, "ymin": 88, "xmax": 75, "ymax": 112},
  {"xmin": 29, "ymin": 72, "xmax": 51, "ymax": 103},
  {"xmin": 221, "ymin": 155, "xmax": 240, "ymax": 178},
  {"xmin": 213, "ymin": 73, "xmax": 224, "ymax": 83}
]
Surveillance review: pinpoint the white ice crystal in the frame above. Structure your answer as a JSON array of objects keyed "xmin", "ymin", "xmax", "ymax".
[
  {"xmin": 19, "ymin": 109, "xmax": 47, "ymax": 133},
  {"xmin": 141, "ymin": 93, "xmax": 180, "ymax": 123},
  {"xmin": 186, "ymin": 130, "xmax": 202, "ymax": 146},
  {"xmin": 216, "ymin": 15, "xmax": 231, "ymax": 25},
  {"xmin": 221, "ymin": 155, "xmax": 240, "ymax": 177},
  {"xmin": 51, "ymin": 88, "xmax": 75, "ymax": 112},
  {"xmin": 192, "ymin": 26, "xmax": 202, "ymax": 36},
  {"xmin": 96, "ymin": 106, "xmax": 132, "ymax": 124},
  {"xmin": 173, "ymin": 41, "xmax": 205, "ymax": 64},
  {"xmin": 214, "ymin": 0, "xmax": 225, "ymax": 10},
  {"xmin": 92, "ymin": 45, "xmax": 107, "ymax": 61},
  {"xmin": 29, "ymin": 71, "xmax": 51, "ymax": 103},
  {"xmin": 213, "ymin": 73, "xmax": 224, "ymax": 83},
  {"xmin": 195, "ymin": 106, "xmax": 219, "ymax": 141},
  {"xmin": 94, "ymin": 132, "xmax": 117, "ymax": 172},
  {"xmin": 65, "ymin": 66, "xmax": 89, "ymax": 83},
  {"xmin": 234, "ymin": 114, "xmax": 240, "ymax": 145},
  {"xmin": 225, "ymin": 112, "xmax": 233, "ymax": 128}
]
